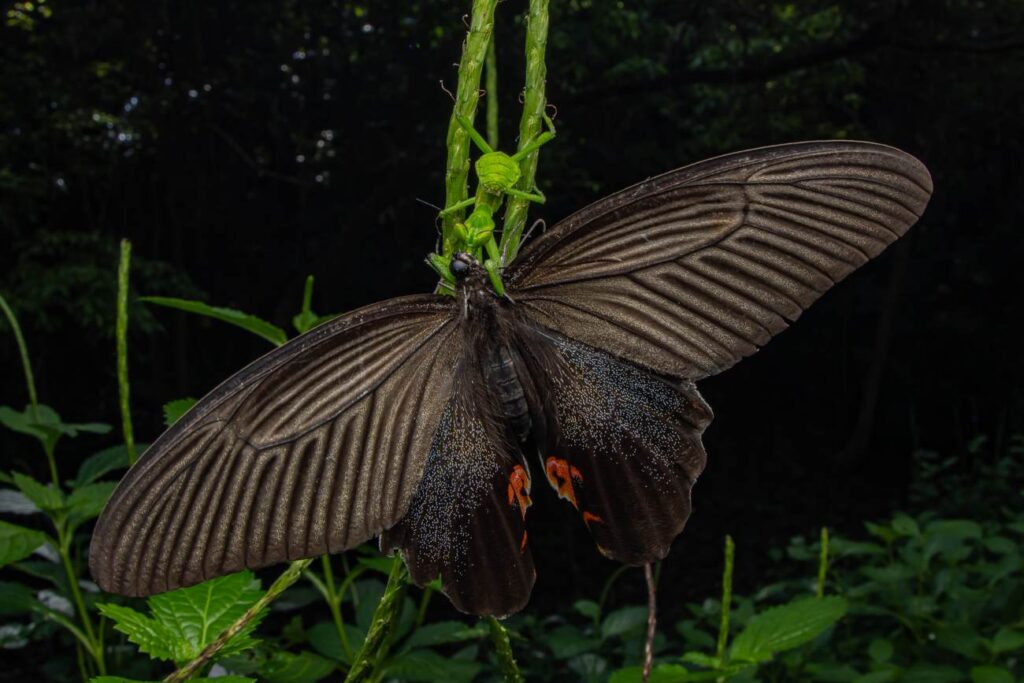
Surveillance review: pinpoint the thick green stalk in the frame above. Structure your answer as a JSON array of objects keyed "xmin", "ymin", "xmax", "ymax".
[
  {"xmin": 116, "ymin": 239, "xmax": 138, "ymax": 466},
  {"xmin": 485, "ymin": 33, "xmax": 499, "ymax": 150},
  {"xmin": 500, "ymin": 0, "xmax": 550, "ymax": 262},
  {"xmin": 487, "ymin": 616, "xmax": 523, "ymax": 683},
  {"xmin": 57, "ymin": 521, "xmax": 104, "ymax": 676},
  {"xmin": 0, "ymin": 292, "xmax": 38, "ymax": 410},
  {"xmin": 816, "ymin": 527, "xmax": 830, "ymax": 598},
  {"xmin": 442, "ymin": 0, "xmax": 499, "ymax": 255},
  {"xmin": 165, "ymin": 558, "xmax": 314, "ymax": 682},
  {"xmin": 343, "ymin": 558, "xmax": 408, "ymax": 683},
  {"xmin": 715, "ymin": 535, "xmax": 735, "ymax": 662}
]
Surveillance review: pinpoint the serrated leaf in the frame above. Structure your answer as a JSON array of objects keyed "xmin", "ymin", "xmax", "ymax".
[
  {"xmin": 147, "ymin": 570, "xmax": 265, "ymax": 661},
  {"xmin": 163, "ymin": 398, "xmax": 197, "ymax": 427},
  {"xmin": 260, "ymin": 650, "xmax": 337, "ymax": 683},
  {"xmin": 12, "ymin": 471, "xmax": 64, "ymax": 512},
  {"xmin": 97, "ymin": 602, "xmax": 180, "ymax": 661},
  {"xmin": 0, "ymin": 520, "xmax": 49, "ymax": 568},
  {"xmin": 0, "ymin": 488, "xmax": 39, "ymax": 514},
  {"xmin": 75, "ymin": 445, "xmax": 140, "ymax": 486},
  {"xmin": 0, "ymin": 581, "xmax": 36, "ymax": 616},
  {"xmin": 402, "ymin": 620, "xmax": 486, "ymax": 651},
  {"xmin": 729, "ymin": 596, "xmax": 846, "ymax": 663},
  {"xmin": 383, "ymin": 649, "xmax": 481, "ymax": 682},
  {"xmin": 307, "ymin": 621, "xmax": 363, "ymax": 664},
  {"xmin": 142, "ymin": 296, "xmax": 287, "ymax": 346},
  {"xmin": 66, "ymin": 482, "xmax": 117, "ymax": 531},
  {"xmin": 602, "ymin": 606, "xmax": 649, "ymax": 639}
]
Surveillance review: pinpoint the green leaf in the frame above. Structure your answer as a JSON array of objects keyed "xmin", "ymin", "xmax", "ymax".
[
  {"xmin": 891, "ymin": 513, "xmax": 921, "ymax": 537},
  {"xmin": 901, "ymin": 664, "xmax": 964, "ymax": 683},
  {"xmin": 548, "ymin": 624, "xmax": 600, "ymax": 659},
  {"xmin": 574, "ymin": 599, "xmax": 600, "ymax": 620},
  {"xmin": 307, "ymin": 621, "xmax": 363, "ymax": 663},
  {"xmin": 163, "ymin": 398, "xmax": 197, "ymax": 427},
  {"xmin": 970, "ymin": 666, "xmax": 1014, "ymax": 683},
  {"xmin": 101, "ymin": 570, "xmax": 265, "ymax": 663},
  {"xmin": 383, "ymin": 650, "xmax": 481, "ymax": 682},
  {"xmin": 74, "ymin": 444, "xmax": 140, "ymax": 487},
  {"xmin": 66, "ymin": 481, "xmax": 117, "ymax": 530},
  {"xmin": 0, "ymin": 520, "xmax": 49, "ymax": 567},
  {"xmin": 91, "ymin": 677, "xmax": 255, "ymax": 683},
  {"xmin": 142, "ymin": 296, "xmax": 288, "ymax": 346},
  {"xmin": 12, "ymin": 471, "xmax": 64, "ymax": 512},
  {"xmin": 0, "ymin": 580, "xmax": 36, "ymax": 616},
  {"xmin": 355, "ymin": 554, "xmax": 398, "ymax": 575},
  {"xmin": 934, "ymin": 622, "xmax": 985, "ymax": 659},
  {"xmin": 602, "ymin": 606, "xmax": 649, "ymax": 639},
  {"xmin": 402, "ymin": 620, "xmax": 486, "ymax": 651},
  {"xmin": 925, "ymin": 519, "xmax": 983, "ymax": 539},
  {"xmin": 867, "ymin": 638, "xmax": 893, "ymax": 663},
  {"xmin": 991, "ymin": 627, "xmax": 1024, "ymax": 653},
  {"xmin": 611, "ymin": 663, "xmax": 752, "ymax": 683},
  {"xmin": 729, "ymin": 596, "xmax": 847, "ymax": 663},
  {"xmin": 0, "ymin": 488, "xmax": 39, "ymax": 514},
  {"xmin": 97, "ymin": 602, "xmax": 180, "ymax": 661},
  {"xmin": 260, "ymin": 650, "xmax": 337, "ymax": 683}
]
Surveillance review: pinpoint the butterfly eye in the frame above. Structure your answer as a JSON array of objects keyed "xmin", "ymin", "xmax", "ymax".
[{"xmin": 450, "ymin": 253, "xmax": 473, "ymax": 279}]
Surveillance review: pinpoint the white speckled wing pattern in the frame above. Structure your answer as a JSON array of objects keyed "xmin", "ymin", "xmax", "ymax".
[
  {"xmin": 381, "ymin": 356, "xmax": 536, "ymax": 617},
  {"xmin": 524, "ymin": 328, "xmax": 713, "ymax": 563},
  {"xmin": 89, "ymin": 295, "xmax": 458, "ymax": 597},
  {"xmin": 507, "ymin": 141, "xmax": 933, "ymax": 380}
]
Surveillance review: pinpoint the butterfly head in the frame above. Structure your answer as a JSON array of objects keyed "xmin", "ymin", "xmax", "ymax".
[{"xmin": 450, "ymin": 252, "xmax": 477, "ymax": 281}]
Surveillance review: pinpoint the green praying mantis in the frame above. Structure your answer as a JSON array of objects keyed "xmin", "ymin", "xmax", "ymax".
[{"xmin": 428, "ymin": 112, "xmax": 556, "ymax": 296}]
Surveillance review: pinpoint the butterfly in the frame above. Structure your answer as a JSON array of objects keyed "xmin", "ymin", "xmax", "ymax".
[{"xmin": 90, "ymin": 141, "xmax": 932, "ymax": 617}]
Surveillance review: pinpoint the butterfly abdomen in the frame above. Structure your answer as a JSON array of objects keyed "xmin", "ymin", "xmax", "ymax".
[{"xmin": 485, "ymin": 344, "xmax": 532, "ymax": 443}]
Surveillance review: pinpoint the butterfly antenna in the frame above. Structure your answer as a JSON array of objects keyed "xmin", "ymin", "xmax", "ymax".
[
  {"xmin": 415, "ymin": 197, "xmax": 444, "ymax": 212},
  {"xmin": 522, "ymin": 218, "xmax": 546, "ymax": 243}
]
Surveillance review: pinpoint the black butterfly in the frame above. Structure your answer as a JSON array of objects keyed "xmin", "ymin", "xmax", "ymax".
[{"xmin": 90, "ymin": 141, "xmax": 932, "ymax": 617}]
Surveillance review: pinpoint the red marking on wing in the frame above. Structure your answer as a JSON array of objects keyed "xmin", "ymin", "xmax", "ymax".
[
  {"xmin": 507, "ymin": 464, "xmax": 532, "ymax": 520},
  {"xmin": 545, "ymin": 456, "xmax": 582, "ymax": 509},
  {"xmin": 520, "ymin": 531, "xmax": 528, "ymax": 553},
  {"xmin": 582, "ymin": 511, "xmax": 604, "ymax": 527}
]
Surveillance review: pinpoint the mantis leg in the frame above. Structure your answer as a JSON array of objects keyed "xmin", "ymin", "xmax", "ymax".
[
  {"xmin": 505, "ymin": 187, "xmax": 546, "ymax": 204},
  {"xmin": 455, "ymin": 115, "xmax": 494, "ymax": 155},
  {"xmin": 510, "ymin": 113, "xmax": 557, "ymax": 162},
  {"xmin": 483, "ymin": 259, "xmax": 506, "ymax": 297},
  {"xmin": 427, "ymin": 253, "xmax": 455, "ymax": 287},
  {"xmin": 438, "ymin": 197, "xmax": 477, "ymax": 217}
]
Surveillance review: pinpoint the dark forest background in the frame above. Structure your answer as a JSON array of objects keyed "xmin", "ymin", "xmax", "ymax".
[{"xmin": 1, "ymin": 0, "xmax": 1022, "ymax": 615}]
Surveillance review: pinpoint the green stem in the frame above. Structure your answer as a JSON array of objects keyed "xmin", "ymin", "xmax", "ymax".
[
  {"xmin": 485, "ymin": 32, "xmax": 499, "ymax": 150},
  {"xmin": 499, "ymin": 0, "xmax": 550, "ymax": 263},
  {"xmin": 0, "ymin": 292, "xmax": 38, "ymax": 410},
  {"xmin": 57, "ymin": 523, "xmax": 105, "ymax": 675},
  {"xmin": 414, "ymin": 584, "xmax": 434, "ymax": 629},
  {"xmin": 487, "ymin": 616, "xmax": 523, "ymax": 683},
  {"xmin": 816, "ymin": 527, "xmax": 830, "ymax": 598},
  {"xmin": 116, "ymin": 239, "xmax": 138, "ymax": 466},
  {"xmin": 441, "ymin": 0, "xmax": 499, "ymax": 255},
  {"xmin": 321, "ymin": 554, "xmax": 353, "ymax": 660},
  {"xmin": 343, "ymin": 557, "xmax": 409, "ymax": 683},
  {"xmin": 165, "ymin": 558, "xmax": 314, "ymax": 682},
  {"xmin": 715, "ymin": 535, "xmax": 735, "ymax": 663}
]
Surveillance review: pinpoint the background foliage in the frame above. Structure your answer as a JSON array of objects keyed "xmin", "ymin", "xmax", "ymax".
[{"xmin": 1, "ymin": 0, "xmax": 1022, "ymax": 680}]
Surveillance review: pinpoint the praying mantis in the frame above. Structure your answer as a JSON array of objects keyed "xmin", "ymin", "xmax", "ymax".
[{"xmin": 428, "ymin": 112, "xmax": 556, "ymax": 296}]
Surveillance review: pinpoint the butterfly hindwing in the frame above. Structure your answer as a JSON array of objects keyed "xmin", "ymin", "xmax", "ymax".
[
  {"xmin": 519, "ymin": 325, "xmax": 713, "ymax": 564},
  {"xmin": 381, "ymin": 342, "xmax": 537, "ymax": 617}
]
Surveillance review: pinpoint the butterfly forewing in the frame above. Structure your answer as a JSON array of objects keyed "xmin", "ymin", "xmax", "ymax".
[
  {"xmin": 507, "ymin": 141, "xmax": 933, "ymax": 380},
  {"xmin": 90, "ymin": 295, "xmax": 458, "ymax": 596}
]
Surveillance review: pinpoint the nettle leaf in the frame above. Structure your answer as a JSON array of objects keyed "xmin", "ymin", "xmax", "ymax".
[
  {"xmin": 11, "ymin": 471, "xmax": 64, "ymax": 512},
  {"xmin": 0, "ymin": 520, "xmax": 50, "ymax": 568},
  {"xmin": 401, "ymin": 620, "xmax": 486, "ymax": 651},
  {"xmin": 142, "ymin": 296, "xmax": 288, "ymax": 346},
  {"xmin": 729, "ymin": 596, "xmax": 847, "ymax": 663},
  {"xmin": 163, "ymin": 398, "xmax": 197, "ymax": 427},
  {"xmin": 602, "ymin": 606, "xmax": 649, "ymax": 639},
  {"xmin": 100, "ymin": 570, "xmax": 264, "ymax": 664},
  {"xmin": 0, "ymin": 581, "xmax": 36, "ymax": 616},
  {"xmin": 74, "ymin": 444, "xmax": 142, "ymax": 487},
  {"xmin": 97, "ymin": 603, "xmax": 180, "ymax": 661},
  {"xmin": 148, "ymin": 570, "xmax": 265, "ymax": 661},
  {"xmin": 66, "ymin": 482, "xmax": 117, "ymax": 531},
  {"xmin": 383, "ymin": 649, "xmax": 482, "ymax": 682},
  {"xmin": 259, "ymin": 650, "xmax": 336, "ymax": 683}
]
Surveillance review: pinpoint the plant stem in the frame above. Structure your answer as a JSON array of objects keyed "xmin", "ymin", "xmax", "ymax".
[
  {"xmin": 485, "ymin": 32, "xmax": 499, "ymax": 150},
  {"xmin": 343, "ymin": 557, "xmax": 408, "ymax": 683},
  {"xmin": 58, "ymin": 524, "xmax": 104, "ymax": 675},
  {"xmin": 441, "ymin": 0, "xmax": 499, "ymax": 255},
  {"xmin": 0, "ymin": 292, "xmax": 39, "ymax": 410},
  {"xmin": 715, "ymin": 535, "xmax": 735, "ymax": 662},
  {"xmin": 486, "ymin": 616, "xmax": 523, "ymax": 682},
  {"xmin": 116, "ymin": 239, "xmax": 138, "ymax": 466},
  {"xmin": 165, "ymin": 558, "xmax": 314, "ymax": 682},
  {"xmin": 321, "ymin": 554, "xmax": 353, "ymax": 660},
  {"xmin": 817, "ymin": 527, "xmax": 830, "ymax": 598},
  {"xmin": 500, "ymin": 0, "xmax": 550, "ymax": 263},
  {"xmin": 642, "ymin": 563, "xmax": 657, "ymax": 682}
]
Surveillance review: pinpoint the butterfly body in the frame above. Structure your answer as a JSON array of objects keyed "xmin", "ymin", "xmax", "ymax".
[{"xmin": 91, "ymin": 141, "xmax": 933, "ymax": 617}]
